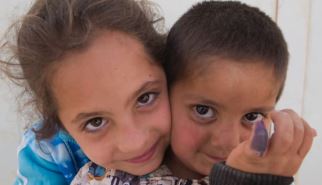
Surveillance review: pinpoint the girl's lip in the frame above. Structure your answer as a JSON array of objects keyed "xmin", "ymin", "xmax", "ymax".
[{"xmin": 126, "ymin": 140, "xmax": 159, "ymax": 164}]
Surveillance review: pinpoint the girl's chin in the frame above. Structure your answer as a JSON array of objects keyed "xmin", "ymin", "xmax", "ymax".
[{"xmin": 125, "ymin": 156, "xmax": 163, "ymax": 175}]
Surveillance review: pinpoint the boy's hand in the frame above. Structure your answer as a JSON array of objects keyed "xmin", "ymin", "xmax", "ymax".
[{"xmin": 226, "ymin": 109, "xmax": 317, "ymax": 176}]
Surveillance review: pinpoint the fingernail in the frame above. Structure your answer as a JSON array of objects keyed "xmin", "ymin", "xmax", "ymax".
[
  {"xmin": 312, "ymin": 128, "xmax": 317, "ymax": 137},
  {"xmin": 251, "ymin": 120, "xmax": 269, "ymax": 157}
]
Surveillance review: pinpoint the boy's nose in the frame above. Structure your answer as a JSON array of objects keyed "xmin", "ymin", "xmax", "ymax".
[{"xmin": 210, "ymin": 122, "xmax": 242, "ymax": 150}]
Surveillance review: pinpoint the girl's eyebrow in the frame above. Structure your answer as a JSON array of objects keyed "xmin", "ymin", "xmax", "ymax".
[
  {"xmin": 72, "ymin": 111, "xmax": 110, "ymax": 124},
  {"xmin": 71, "ymin": 80, "xmax": 162, "ymax": 124},
  {"xmin": 125, "ymin": 79, "xmax": 162, "ymax": 107}
]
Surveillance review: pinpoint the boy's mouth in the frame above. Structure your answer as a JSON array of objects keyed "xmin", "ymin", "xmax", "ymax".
[
  {"xmin": 126, "ymin": 140, "xmax": 159, "ymax": 164},
  {"xmin": 205, "ymin": 154, "xmax": 227, "ymax": 163}
]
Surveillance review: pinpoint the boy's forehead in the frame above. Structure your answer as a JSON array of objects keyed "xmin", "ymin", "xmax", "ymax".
[
  {"xmin": 171, "ymin": 59, "xmax": 282, "ymax": 103},
  {"xmin": 185, "ymin": 56, "xmax": 276, "ymax": 78}
]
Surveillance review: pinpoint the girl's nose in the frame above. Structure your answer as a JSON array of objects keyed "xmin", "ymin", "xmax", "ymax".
[{"xmin": 115, "ymin": 115, "xmax": 148, "ymax": 153}]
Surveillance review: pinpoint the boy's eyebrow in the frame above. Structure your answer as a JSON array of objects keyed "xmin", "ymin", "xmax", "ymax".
[
  {"xmin": 183, "ymin": 94, "xmax": 275, "ymax": 112},
  {"xmin": 72, "ymin": 111, "xmax": 110, "ymax": 124},
  {"xmin": 183, "ymin": 94, "xmax": 224, "ymax": 108},
  {"xmin": 246, "ymin": 106, "xmax": 275, "ymax": 113},
  {"xmin": 126, "ymin": 80, "xmax": 162, "ymax": 107}
]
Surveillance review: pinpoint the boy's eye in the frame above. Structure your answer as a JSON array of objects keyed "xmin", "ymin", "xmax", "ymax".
[
  {"xmin": 243, "ymin": 112, "xmax": 264, "ymax": 125},
  {"xmin": 84, "ymin": 117, "xmax": 108, "ymax": 132},
  {"xmin": 193, "ymin": 105, "xmax": 215, "ymax": 119},
  {"xmin": 137, "ymin": 92, "xmax": 158, "ymax": 107}
]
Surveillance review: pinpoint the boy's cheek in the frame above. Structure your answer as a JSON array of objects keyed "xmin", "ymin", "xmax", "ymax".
[{"xmin": 171, "ymin": 119, "xmax": 205, "ymax": 152}]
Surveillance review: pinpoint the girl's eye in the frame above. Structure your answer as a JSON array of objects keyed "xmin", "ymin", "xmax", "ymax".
[
  {"xmin": 137, "ymin": 92, "xmax": 158, "ymax": 107},
  {"xmin": 84, "ymin": 117, "xmax": 108, "ymax": 132},
  {"xmin": 243, "ymin": 112, "xmax": 264, "ymax": 125},
  {"xmin": 193, "ymin": 105, "xmax": 215, "ymax": 119}
]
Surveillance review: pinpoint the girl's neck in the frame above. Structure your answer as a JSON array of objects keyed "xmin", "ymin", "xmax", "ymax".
[{"xmin": 164, "ymin": 149, "xmax": 204, "ymax": 180}]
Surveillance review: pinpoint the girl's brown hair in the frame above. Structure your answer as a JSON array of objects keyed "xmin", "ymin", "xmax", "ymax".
[{"xmin": 1, "ymin": 0, "xmax": 165, "ymax": 139}]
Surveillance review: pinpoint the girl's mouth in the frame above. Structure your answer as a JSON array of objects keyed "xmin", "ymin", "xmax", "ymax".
[{"xmin": 126, "ymin": 140, "xmax": 159, "ymax": 164}]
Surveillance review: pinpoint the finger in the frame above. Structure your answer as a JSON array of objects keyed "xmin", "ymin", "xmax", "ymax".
[
  {"xmin": 298, "ymin": 119, "xmax": 315, "ymax": 158},
  {"xmin": 268, "ymin": 110, "xmax": 294, "ymax": 155},
  {"xmin": 281, "ymin": 109, "xmax": 304, "ymax": 153},
  {"xmin": 250, "ymin": 120, "xmax": 269, "ymax": 157}
]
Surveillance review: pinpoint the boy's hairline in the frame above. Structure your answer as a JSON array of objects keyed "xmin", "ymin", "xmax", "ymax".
[{"xmin": 169, "ymin": 54, "xmax": 286, "ymax": 102}]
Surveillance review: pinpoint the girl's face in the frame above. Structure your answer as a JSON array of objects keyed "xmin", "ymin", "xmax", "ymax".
[
  {"xmin": 169, "ymin": 58, "xmax": 281, "ymax": 178},
  {"xmin": 52, "ymin": 31, "xmax": 171, "ymax": 175}
]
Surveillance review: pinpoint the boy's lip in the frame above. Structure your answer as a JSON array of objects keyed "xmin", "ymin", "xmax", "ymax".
[
  {"xmin": 126, "ymin": 140, "xmax": 159, "ymax": 164},
  {"xmin": 206, "ymin": 154, "xmax": 227, "ymax": 162}
]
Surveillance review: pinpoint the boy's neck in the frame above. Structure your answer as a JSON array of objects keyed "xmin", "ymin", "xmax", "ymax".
[{"xmin": 164, "ymin": 149, "xmax": 205, "ymax": 180}]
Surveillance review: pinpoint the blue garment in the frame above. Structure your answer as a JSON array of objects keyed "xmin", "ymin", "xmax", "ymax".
[{"xmin": 14, "ymin": 122, "xmax": 89, "ymax": 185}]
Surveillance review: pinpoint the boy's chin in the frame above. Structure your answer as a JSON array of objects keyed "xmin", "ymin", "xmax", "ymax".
[{"xmin": 187, "ymin": 161, "xmax": 214, "ymax": 177}]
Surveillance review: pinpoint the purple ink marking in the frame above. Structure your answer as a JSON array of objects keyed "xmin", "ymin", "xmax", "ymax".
[{"xmin": 251, "ymin": 120, "xmax": 268, "ymax": 156}]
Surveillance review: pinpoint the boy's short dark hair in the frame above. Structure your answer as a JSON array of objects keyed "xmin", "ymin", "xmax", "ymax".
[{"xmin": 164, "ymin": 1, "xmax": 289, "ymax": 98}]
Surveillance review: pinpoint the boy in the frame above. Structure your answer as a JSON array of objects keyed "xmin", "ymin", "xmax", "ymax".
[{"xmin": 164, "ymin": 1, "xmax": 315, "ymax": 184}]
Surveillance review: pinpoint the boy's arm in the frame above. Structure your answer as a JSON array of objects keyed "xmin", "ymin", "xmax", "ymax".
[
  {"xmin": 209, "ymin": 162, "xmax": 293, "ymax": 185},
  {"xmin": 225, "ymin": 110, "xmax": 316, "ymax": 176},
  {"xmin": 209, "ymin": 110, "xmax": 316, "ymax": 185}
]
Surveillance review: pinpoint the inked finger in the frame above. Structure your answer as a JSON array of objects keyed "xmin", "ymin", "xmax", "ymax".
[{"xmin": 250, "ymin": 120, "xmax": 269, "ymax": 157}]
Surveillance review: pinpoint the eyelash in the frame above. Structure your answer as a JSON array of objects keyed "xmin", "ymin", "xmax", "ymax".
[
  {"xmin": 242, "ymin": 112, "xmax": 266, "ymax": 126},
  {"xmin": 81, "ymin": 92, "xmax": 160, "ymax": 133},
  {"xmin": 191, "ymin": 104, "xmax": 267, "ymax": 127},
  {"xmin": 192, "ymin": 104, "xmax": 217, "ymax": 123},
  {"xmin": 136, "ymin": 92, "xmax": 160, "ymax": 108},
  {"xmin": 82, "ymin": 117, "xmax": 108, "ymax": 133}
]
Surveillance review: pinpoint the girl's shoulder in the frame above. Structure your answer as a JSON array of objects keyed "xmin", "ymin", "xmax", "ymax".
[
  {"xmin": 19, "ymin": 122, "xmax": 88, "ymax": 164},
  {"xmin": 16, "ymin": 121, "xmax": 89, "ymax": 184}
]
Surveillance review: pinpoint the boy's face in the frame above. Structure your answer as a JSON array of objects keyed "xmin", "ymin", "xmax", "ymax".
[
  {"xmin": 52, "ymin": 31, "xmax": 171, "ymax": 175},
  {"xmin": 169, "ymin": 58, "xmax": 281, "ymax": 177}
]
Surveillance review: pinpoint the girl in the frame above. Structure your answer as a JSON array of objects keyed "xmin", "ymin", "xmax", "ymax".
[{"xmin": 3, "ymin": 0, "xmax": 171, "ymax": 184}]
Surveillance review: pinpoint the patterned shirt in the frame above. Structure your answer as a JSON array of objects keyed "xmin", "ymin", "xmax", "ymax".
[{"xmin": 72, "ymin": 162, "xmax": 209, "ymax": 185}]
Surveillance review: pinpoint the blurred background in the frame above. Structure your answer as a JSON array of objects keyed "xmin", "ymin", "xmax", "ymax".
[{"xmin": 0, "ymin": 0, "xmax": 321, "ymax": 184}]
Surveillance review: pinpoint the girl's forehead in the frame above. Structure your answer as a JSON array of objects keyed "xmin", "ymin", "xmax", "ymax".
[
  {"xmin": 51, "ymin": 31, "xmax": 165, "ymax": 113},
  {"xmin": 55, "ymin": 31, "xmax": 154, "ymax": 76}
]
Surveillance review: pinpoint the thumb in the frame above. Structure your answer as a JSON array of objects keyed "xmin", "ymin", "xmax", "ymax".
[
  {"xmin": 249, "ymin": 120, "xmax": 269, "ymax": 157},
  {"xmin": 226, "ymin": 120, "xmax": 269, "ymax": 173}
]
